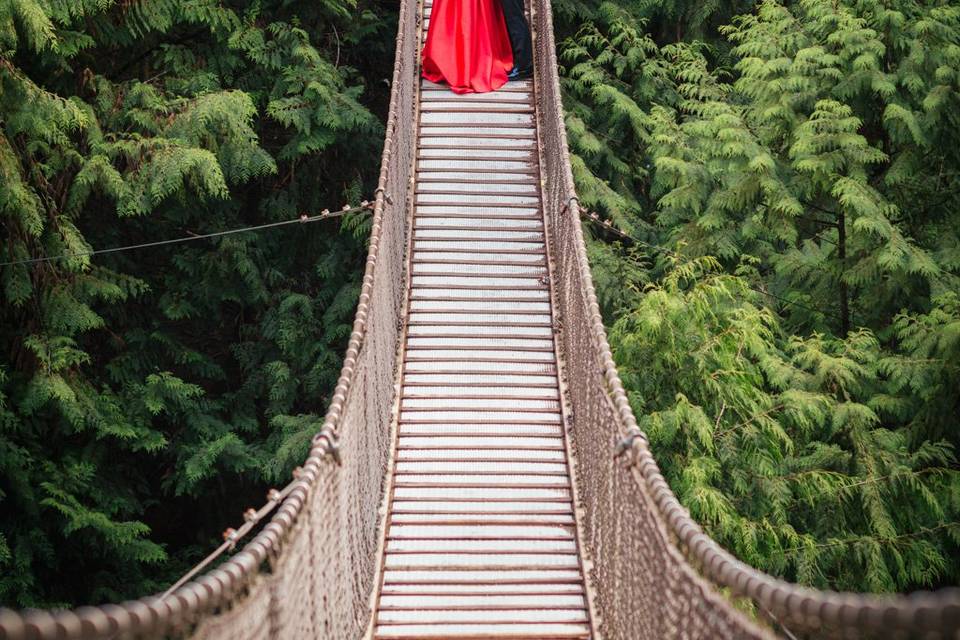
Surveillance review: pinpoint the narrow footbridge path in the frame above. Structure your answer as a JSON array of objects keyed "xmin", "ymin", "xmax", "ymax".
[
  {"xmin": 1, "ymin": 0, "xmax": 957, "ymax": 638},
  {"xmin": 370, "ymin": 4, "xmax": 593, "ymax": 634}
]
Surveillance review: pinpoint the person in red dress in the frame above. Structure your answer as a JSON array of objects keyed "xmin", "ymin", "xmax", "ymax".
[{"xmin": 421, "ymin": 0, "xmax": 530, "ymax": 94}]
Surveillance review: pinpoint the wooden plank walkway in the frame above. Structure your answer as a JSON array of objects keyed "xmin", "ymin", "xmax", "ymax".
[{"xmin": 369, "ymin": 2, "xmax": 593, "ymax": 638}]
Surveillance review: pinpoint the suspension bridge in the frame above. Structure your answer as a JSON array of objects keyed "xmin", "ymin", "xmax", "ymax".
[{"xmin": 1, "ymin": 0, "xmax": 958, "ymax": 638}]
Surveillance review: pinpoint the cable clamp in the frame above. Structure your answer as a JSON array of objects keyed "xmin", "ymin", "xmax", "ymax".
[
  {"xmin": 222, "ymin": 527, "xmax": 239, "ymax": 550},
  {"xmin": 561, "ymin": 196, "xmax": 580, "ymax": 213},
  {"xmin": 613, "ymin": 427, "xmax": 646, "ymax": 460},
  {"xmin": 313, "ymin": 427, "xmax": 342, "ymax": 466},
  {"xmin": 374, "ymin": 188, "xmax": 394, "ymax": 205}
]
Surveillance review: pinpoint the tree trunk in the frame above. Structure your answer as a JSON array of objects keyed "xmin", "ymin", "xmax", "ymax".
[{"xmin": 838, "ymin": 210, "xmax": 850, "ymax": 336}]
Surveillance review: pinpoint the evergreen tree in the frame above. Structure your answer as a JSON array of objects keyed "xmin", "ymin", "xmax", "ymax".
[
  {"xmin": 556, "ymin": 0, "xmax": 960, "ymax": 592},
  {"xmin": 0, "ymin": 0, "xmax": 394, "ymax": 606},
  {"xmin": 3, "ymin": 0, "xmax": 958, "ymax": 607}
]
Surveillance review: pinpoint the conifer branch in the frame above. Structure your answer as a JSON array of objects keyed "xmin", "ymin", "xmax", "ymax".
[{"xmin": 779, "ymin": 521, "xmax": 960, "ymax": 557}]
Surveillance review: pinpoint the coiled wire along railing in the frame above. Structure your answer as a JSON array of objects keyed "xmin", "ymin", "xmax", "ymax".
[{"xmin": 2, "ymin": 0, "xmax": 959, "ymax": 637}]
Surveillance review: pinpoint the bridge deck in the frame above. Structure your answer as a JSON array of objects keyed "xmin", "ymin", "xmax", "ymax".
[{"xmin": 369, "ymin": 2, "xmax": 592, "ymax": 638}]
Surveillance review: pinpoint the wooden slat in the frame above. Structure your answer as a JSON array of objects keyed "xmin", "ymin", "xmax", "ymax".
[{"xmin": 373, "ymin": 6, "xmax": 592, "ymax": 637}]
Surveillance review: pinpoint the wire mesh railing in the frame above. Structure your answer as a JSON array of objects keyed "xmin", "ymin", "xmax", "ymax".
[
  {"xmin": 531, "ymin": 0, "xmax": 960, "ymax": 637},
  {"xmin": 0, "ymin": 0, "xmax": 418, "ymax": 635}
]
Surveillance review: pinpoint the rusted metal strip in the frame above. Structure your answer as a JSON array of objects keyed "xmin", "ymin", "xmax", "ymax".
[
  {"xmin": 411, "ymin": 259, "xmax": 546, "ymax": 268},
  {"xmin": 414, "ymin": 223, "xmax": 543, "ymax": 231},
  {"xmin": 418, "ymin": 146, "xmax": 535, "ymax": 153},
  {"xmin": 413, "ymin": 230, "xmax": 544, "ymax": 237},
  {"xmin": 418, "ymin": 106, "xmax": 536, "ymax": 113},
  {"xmin": 414, "ymin": 215, "xmax": 542, "ymax": 222},
  {"xmin": 409, "ymin": 298, "xmax": 548, "ymax": 305},
  {"xmin": 415, "ymin": 189, "xmax": 539, "ymax": 198},
  {"xmin": 412, "ymin": 249, "xmax": 546, "ymax": 257},
  {"xmin": 409, "ymin": 296, "xmax": 548, "ymax": 302},
  {"xmin": 405, "ymin": 348, "xmax": 555, "ymax": 355},
  {"xmin": 380, "ymin": 569, "xmax": 582, "ymax": 583},
  {"xmin": 407, "ymin": 308, "xmax": 551, "ymax": 316},
  {"xmin": 419, "ymin": 121, "xmax": 534, "ymax": 128},
  {"xmin": 414, "ymin": 199, "xmax": 540, "ymax": 208},
  {"xmin": 395, "ymin": 443, "xmax": 565, "ymax": 451},
  {"xmin": 402, "ymin": 334, "xmax": 553, "ymax": 342},
  {"xmin": 404, "ymin": 355, "xmax": 555, "ymax": 370},
  {"xmin": 409, "ymin": 328, "xmax": 553, "ymax": 338},
  {"xmin": 417, "ymin": 176, "xmax": 537, "ymax": 183},
  {"xmin": 408, "ymin": 273, "xmax": 546, "ymax": 280},
  {"xmin": 418, "ymin": 132, "xmax": 537, "ymax": 140},
  {"xmin": 403, "ymin": 386, "xmax": 558, "ymax": 393}
]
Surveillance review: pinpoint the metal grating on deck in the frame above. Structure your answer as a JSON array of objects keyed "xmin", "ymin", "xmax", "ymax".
[{"xmin": 369, "ymin": 1, "xmax": 593, "ymax": 638}]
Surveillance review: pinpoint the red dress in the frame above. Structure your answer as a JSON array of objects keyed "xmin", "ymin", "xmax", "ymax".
[{"xmin": 422, "ymin": 0, "xmax": 514, "ymax": 94}]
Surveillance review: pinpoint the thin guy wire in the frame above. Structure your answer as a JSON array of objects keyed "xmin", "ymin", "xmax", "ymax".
[
  {"xmin": 158, "ymin": 481, "xmax": 299, "ymax": 600},
  {"xmin": 0, "ymin": 204, "xmax": 373, "ymax": 268},
  {"xmin": 579, "ymin": 210, "xmax": 850, "ymax": 325}
]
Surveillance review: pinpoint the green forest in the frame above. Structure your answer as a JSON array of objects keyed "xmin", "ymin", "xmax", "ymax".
[{"xmin": 1, "ymin": 0, "xmax": 958, "ymax": 609}]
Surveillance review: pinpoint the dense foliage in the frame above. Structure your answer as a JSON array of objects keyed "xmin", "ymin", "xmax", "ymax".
[
  {"xmin": 0, "ymin": 0, "xmax": 394, "ymax": 607},
  {"xmin": 554, "ymin": 0, "xmax": 960, "ymax": 592},
  {"xmin": 2, "ymin": 0, "xmax": 957, "ymax": 611}
]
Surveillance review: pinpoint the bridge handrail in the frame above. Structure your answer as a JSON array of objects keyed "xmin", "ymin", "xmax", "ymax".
[
  {"xmin": 0, "ymin": 0, "xmax": 418, "ymax": 635},
  {"xmin": 532, "ymin": 0, "xmax": 960, "ymax": 637}
]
